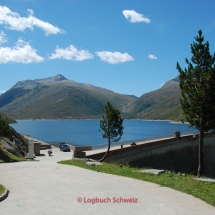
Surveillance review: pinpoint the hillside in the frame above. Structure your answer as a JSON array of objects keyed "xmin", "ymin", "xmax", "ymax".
[
  {"xmin": 124, "ymin": 77, "xmax": 183, "ymax": 121},
  {"xmin": 0, "ymin": 112, "xmax": 27, "ymax": 162},
  {"xmin": 0, "ymin": 124, "xmax": 28, "ymax": 162},
  {"xmin": 0, "ymin": 75, "xmax": 136, "ymax": 119},
  {"xmin": 0, "ymin": 112, "xmax": 17, "ymax": 124}
]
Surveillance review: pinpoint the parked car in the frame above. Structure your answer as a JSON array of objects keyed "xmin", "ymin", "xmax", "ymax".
[
  {"xmin": 61, "ymin": 144, "xmax": 71, "ymax": 152},
  {"xmin": 59, "ymin": 142, "xmax": 65, "ymax": 151}
]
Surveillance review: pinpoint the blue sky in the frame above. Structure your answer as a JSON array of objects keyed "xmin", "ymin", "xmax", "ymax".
[{"xmin": 0, "ymin": 0, "xmax": 215, "ymax": 97}]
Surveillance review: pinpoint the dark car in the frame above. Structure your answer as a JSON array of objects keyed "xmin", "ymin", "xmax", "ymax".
[
  {"xmin": 61, "ymin": 144, "xmax": 71, "ymax": 152},
  {"xmin": 59, "ymin": 142, "xmax": 65, "ymax": 151}
]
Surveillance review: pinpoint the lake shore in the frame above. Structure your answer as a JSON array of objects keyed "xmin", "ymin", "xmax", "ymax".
[{"xmin": 11, "ymin": 120, "xmax": 197, "ymax": 147}]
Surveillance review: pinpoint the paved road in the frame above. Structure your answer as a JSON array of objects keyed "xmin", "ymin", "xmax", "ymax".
[{"xmin": 0, "ymin": 148, "xmax": 215, "ymax": 215}]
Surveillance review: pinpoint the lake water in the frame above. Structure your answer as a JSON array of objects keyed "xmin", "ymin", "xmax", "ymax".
[{"xmin": 10, "ymin": 120, "xmax": 198, "ymax": 147}]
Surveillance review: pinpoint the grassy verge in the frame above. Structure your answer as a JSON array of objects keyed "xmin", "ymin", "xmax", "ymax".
[
  {"xmin": 0, "ymin": 145, "xmax": 27, "ymax": 163},
  {"xmin": 59, "ymin": 159, "xmax": 215, "ymax": 207},
  {"xmin": 0, "ymin": 184, "xmax": 5, "ymax": 195}
]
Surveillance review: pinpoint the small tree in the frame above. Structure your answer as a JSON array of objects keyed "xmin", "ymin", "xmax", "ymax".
[
  {"xmin": 0, "ymin": 115, "xmax": 10, "ymax": 137},
  {"xmin": 99, "ymin": 101, "xmax": 124, "ymax": 162},
  {"xmin": 176, "ymin": 30, "xmax": 215, "ymax": 177}
]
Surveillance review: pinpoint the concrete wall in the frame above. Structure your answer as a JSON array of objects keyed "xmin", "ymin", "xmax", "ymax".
[
  {"xmin": 34, "ymin": 142, "xmax": 40, "ymax": 156},
  {"xmin": 40, "ymin": 144, "xmax": 51, "ymax": 150},
  {"xmin": 70, "ymin": 145, "xmax": 92, "ymax": 151},
  {"xmin": 87, "ymin": 133, "xmax": 215, "ymax": 177}
]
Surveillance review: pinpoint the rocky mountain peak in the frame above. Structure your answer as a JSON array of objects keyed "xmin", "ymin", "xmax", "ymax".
[
  {"xmin": 34, "ymin": 74, "xmax": 68, "ymax": 83},
  {"xmin": 12, "ymin": 74, "xmax": 68, "ymax": 89},
  {"xmin": 48, "ymin": 74, "xmax": 67, "ymax": 81}
]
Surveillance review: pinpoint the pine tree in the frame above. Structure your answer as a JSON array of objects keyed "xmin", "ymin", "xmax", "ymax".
[
  {"xmin": 99, "ymin": 101, "xmax": 124, "ymax": 162},
  {"xmin": 176, "ymin": 30, "xmax": 215, "ymax": 177}
]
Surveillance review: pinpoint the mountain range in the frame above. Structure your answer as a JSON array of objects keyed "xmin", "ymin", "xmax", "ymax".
[
  {"xmin": 0, "ymin": 74, "xmax": 182, "ymax": 120},
  {"xmin": 124, "ymin": 77, "xmax": 182, "ymax": 121}
]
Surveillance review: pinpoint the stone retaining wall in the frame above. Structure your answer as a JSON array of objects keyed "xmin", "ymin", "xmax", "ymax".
[{"xmin": 87, "ymin": 132, "xmax": 215, "ymax": 177}]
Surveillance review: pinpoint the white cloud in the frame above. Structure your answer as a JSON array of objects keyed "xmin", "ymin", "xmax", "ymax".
[
  {"xmin": 122, "ymin": 10, "xmax": 150, "ymax": 23},
  {"xmin": 0, "ymin": 31, "xmax": 7, "ymax": 44},
  {"xmin": 0, "ymin": 39, "xmax": 44, "ymax": 64},
  {"xmin": 0, "ymin": 6, "xmax": 64, "ymax": 35},
  {"xmin": 148, "ymin": 54, "xmax": 157, "ymax": 60},
  {"xmin": 49, "ymin": 45, "xmax": 94, "ymax": 61},
  {"xmin": 96, "ymin": 51, "xmax": 134, "ymax": 64}
]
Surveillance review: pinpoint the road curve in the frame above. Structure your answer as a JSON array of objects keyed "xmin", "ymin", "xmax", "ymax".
[{"xmin": 0, "ymin": 147, "xmax": 214, "ymax": 215}]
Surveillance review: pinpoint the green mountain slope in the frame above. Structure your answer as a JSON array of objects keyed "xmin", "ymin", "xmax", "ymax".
[
  {"xmin": 124, "ymin": 77, "xmax": 183, "ymax": 121},
  {"xmin": 0, "ymin": 75, "xmax": 184, "ymax": 120},
  {"xmin": 0, "ymin": 75, "xmax": 136, "ymax": 119},
  {"xmin": 0, "ymin": 112, "xmax": 16, "ymax": 123}
]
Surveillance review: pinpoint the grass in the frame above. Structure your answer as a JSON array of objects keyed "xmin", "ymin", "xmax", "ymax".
[
  {"xmin": 0, "ymin": 184, "xmax": 5, "ymax": 196},
  {"xmin": 0, "ymin": 144, "xmax": 27, "ymax": 163},
  {"xmin": 58, "ymin": 159, "xmax": 215, "ymax": 207}
]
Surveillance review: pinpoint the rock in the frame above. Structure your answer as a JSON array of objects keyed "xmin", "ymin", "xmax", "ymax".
[
  {"xmin": 135, "ymin": 169, "xmax": 165, "ymax": 175},
  {"xmin": 86, "ymin": 162, "xmax": 103, "ymax": 166},
  {"xmin": 193, "ymin": 178, "xmax": 215, "ymax": 183}
]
